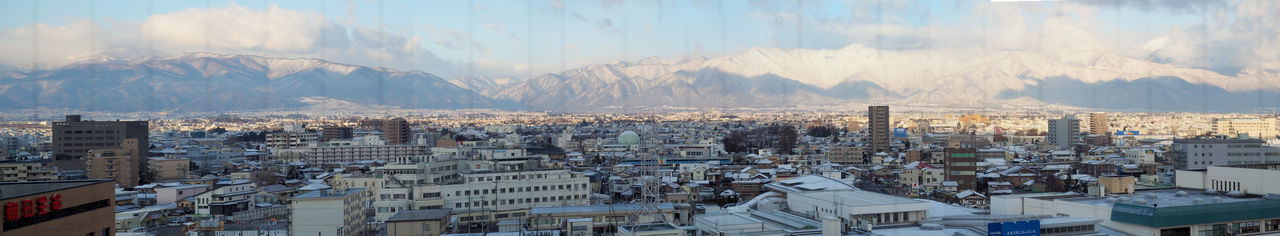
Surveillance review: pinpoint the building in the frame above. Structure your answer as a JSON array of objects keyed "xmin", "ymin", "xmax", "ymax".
[
  {"xmin": 787, "ymin": 190, "xmax": 930, "ymax": 226},
  {"xmin": 51, "ymin": 115, "xmax": 149, "ymax": 171},
  {"xmin": 146, "ymin": 157, "xmax": 190, "ymax": 181},
  {"xmin": 1047, "ymin": 115, "xmax": 1080, "ymax": 149},
  {"xmin": 826, "ymin": 144, "xmax": 865, "ymax": 164},
  {"xmin": 0, "ymin": 160, "xmax": 59, "ymax": 182},
  {"xmin": 1214, "ymin": 118, "xmax": 1278, "ymax": 139},
  {"xmin": 1170, "ymin": 137, "xmax": 1280, "ymax": 170},
  {"xmin": 442, "ymin": 169, "xmax": 591, "ymax": 225},
  {"xmin": 321, "ymin": 127, "xmax": 355, "ymax": 141},
  {"xmin": 302, "ymin": 144, "xmax": 430, "ymax": 165},
  {"xmin": 868, "ymin": 106, "xmax": 891, "ymax": 153},
  {"xmin": 992, "ymin": 189, "xmax": 1280, "ymax": 236},
  {"xmin": 193, "ymin": 180, "xmax": 257, "ymax": 215},
  {"xmin": 265, "ymin": 132, "xmax": 319, "ymax": 150},
  {"xmin": 291, "ymin": 188, "xmax": 371, "ymax": 236},
  {"xmin": 384, "ymin": 118, "xmax": 411, "ymax": 145},
  {"xmin": 0, "ymin": 180, "xmax": 115, "ymax": 235},
  {"xmin": 528, "ymin": 203, "xmax": 678, "ymax": 232},
  {"xmin": 944, "ymin": 147, "xmax": 978, "ymax": 191},
  {"xmin": 1088, "ymin": 112, "xmax": 1111, "ymax": 145},
  {"xmin": 1176, "ymin": 163, "xmax": 1280, "ymax": 195},
  {"xmin": 386, "ymin": 209, "xmax": 451, "ymax": 236},
  {"xmin": 84, "ymin": 138, "xmax": 141, "ymax": 188}
]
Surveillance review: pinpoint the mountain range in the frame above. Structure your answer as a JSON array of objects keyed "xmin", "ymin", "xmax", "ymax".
[{"xmin": 2, "ymin": 45, "xmax": 1278, "ymax": 113}]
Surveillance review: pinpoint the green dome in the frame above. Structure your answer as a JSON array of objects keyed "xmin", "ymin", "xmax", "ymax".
[{"xmin": 618, "ymin": 131, "xmax": 641, "ymax": 145}]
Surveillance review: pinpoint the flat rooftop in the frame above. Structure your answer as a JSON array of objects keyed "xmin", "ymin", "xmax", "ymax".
[
  {"xmin": 386, "ymin": 209, "xmax": 451, "ymax": 222},
  {"xmin": 791, "ymin": 190, "xmax": 926, "ymax": 208},
  {"xmin": 291, "ymin": 188, "xmax": 364, "ymax": 200},
  {"xmin": 530, "ymin": 203, "xmax": 675, "ymax": 215},
  {"xmin": 1062, "ymin": 188, "xmax": 1260, "ymax": 208},
  {"xmin": 0, "ymin": 179, "xmax": 112, "ymax": 199}
]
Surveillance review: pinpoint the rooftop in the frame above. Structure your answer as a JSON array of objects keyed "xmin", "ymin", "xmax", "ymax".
[
  {"xmin": 0, "ymin": 179, "xmax": 112, "ymax": 199},
  {"xmin": 291, "ymin": 188, "xmax": 364, "ymax": 200},
  {"xmin": 764, "ymin": 175, "xmax": 857, "ymax": 193},
  {"xmin": 386, "ymin": 209, "xmax": 452, "ymax": 222},
  {"xmin": 530, "ymin": 203, "xmax": 675, "ymax": 215},
  {"xmin": 1062, "ymin": 188, "xmax": 1260, "ymax": 208}
]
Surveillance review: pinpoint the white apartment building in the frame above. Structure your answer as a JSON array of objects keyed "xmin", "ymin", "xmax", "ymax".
[
  {"xmin": 291, "ymin": 188, "xmax": 371, "ymax": 236},
  {"xmin": 1172, "ymin": 137, "xmax": 1280, "ymax": 170},
  {"xmin": 1215, "ymin": 118, "xmax": 1278, "ymax": 139},
  {"xmin": 302, "ymin": 144, "xmax": 430, "ymax": 165},
  {"xmin": 441, "ymin": 169, "xmax": 591, "ymax": 224},
  {"xmin": 265, "ymin": 132, "xmax": 318, "ymax": 150}
]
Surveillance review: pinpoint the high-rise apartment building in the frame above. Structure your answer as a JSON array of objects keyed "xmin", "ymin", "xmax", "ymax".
[
  {"xmin": 52, "ymin": 115, "xmax": 149, "ymax": 171},
  {"xmin": 1214, "ymin": 118, "xmax": 1278, "ymax": 139},
  {"xmin": 868, "ymin": 106, "xmax": 891, "ymax": 153},
  {"xmin": 384, "ymin": 118, "xmax": 411, "ymax": 145},
  {"xmin": 85, "ymin": 138, "xmax": 141, "ymax": 188},
  {"xmin": 1047, "ymin": 115, "xmax": 1080, "ymax": 149},
  {"xmin": 1089, "ymin": 112, "xmax": 1109, "ymax": 135}
]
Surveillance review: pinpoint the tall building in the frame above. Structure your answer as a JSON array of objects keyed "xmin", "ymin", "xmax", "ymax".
[
  {"xmin": 85, "ymin": 138, "xmax": 141, "ymax": 188},
  {"xmin": 1214, "ymin": 118, "xmax": 1278, "ymax": 139},
  {"xmin": 868, "ymin": 106, "xmax": 891, "ymax": 153},
  {"xmin": 1047, "ymin": 115, "xmax": 1080, "ymax": 149},
  {"xmin": 52, "ymin": 115, "xmax": 149, "ymax": 171},
  {"xmin": 944, "ymin": 147, "xmax": 978, "ymax": 191},
  {"xmin": 321, "ymin": 126, "xmax": 355, "ymax": 141},
  {"xmin": 1088, "ymin": 112, "xmax": 1109, "ymax": 135},
  {"xmin": 384, "ymin": 118, "xmax": 411, "ymax": 145}
]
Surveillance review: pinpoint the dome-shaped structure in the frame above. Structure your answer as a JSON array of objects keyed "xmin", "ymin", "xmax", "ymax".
[{"xmin": 618, "ymin": 131, "xmax": 641, "ymax": 145}]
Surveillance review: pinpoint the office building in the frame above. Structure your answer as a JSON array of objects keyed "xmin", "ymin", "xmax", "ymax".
[
  {"xmin": 0, "ymin": 160, "xmax": 59, "ymax": 182},
  {"xmin": 1047, "ymin": 115, "xmax": 1080, "ymax": 149},
  {"xmin": 0, "ymin": 180, "xmax": 115, "ymax": 235},
  {"xmin": 944, "ymin": 147, "xmax": 978, "ymax": 191},
  {"xmin": 291, "ymin": 188, "xmax": 371, "ymax": 236},
  {"xmin": 442, "ymin": 169, "xmax": 591, "ymax": 225},
  {"xmin": 321, "ymin": 126, "xmax": 355, "ymax": 141},
  {"xmin": 1170, "ymin": 137, "xmax": 1280, "ymax": 170},
  {"xmin": 51, "ymin": 115, "xmax": 149, "ymax": 171},
  {"xmin": 868, "ymin": 106, "xmax": 891, "ymax": 153},
  {"xmin": 1215, "ymin": 118, "xmax": 1278, "ymax": 139},
  {"xmin": 84, "ymin": 138, "xmax": 141, "ymax": 188},
  {"xmin": 384, "ymin": 118, "xmax": 411, "ymax": 145}
]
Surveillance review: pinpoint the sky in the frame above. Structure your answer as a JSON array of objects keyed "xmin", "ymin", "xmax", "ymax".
[{"xmin": 0, "ymin": 0, "xmax": 1275, "ymax": 79}]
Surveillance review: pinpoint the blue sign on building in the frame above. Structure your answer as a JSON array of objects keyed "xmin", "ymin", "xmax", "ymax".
[
  {"xmin": 893, "ymin": 128, "xmax": 908, "ymax": 137},
  {"xmin": 988, "ymin": 220, "xmax": 1040, "ymax": 236},
  {"xmin": 1115, "ymin": 130, "xmax": 1140, "ymax": 136}
]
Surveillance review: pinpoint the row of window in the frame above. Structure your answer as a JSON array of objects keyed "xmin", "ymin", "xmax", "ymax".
[
  {"xmin": 455, "ymin": 183, "xmax": 588, "ymax": 196},
  {"xmin": 453, "ymin": 194, "xmax": 588, "ymax": 208},
  {"xmin": 61, "ymin": 130, "xmax": 118, "ymax": 134}
]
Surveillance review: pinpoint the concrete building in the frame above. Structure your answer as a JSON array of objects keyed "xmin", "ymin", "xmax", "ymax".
[
  {"xmin": 944, "ymin": 148, "xmax": 978, "ymax": 191},
  {"xmin": 443, "ymin": 169, "xmax": 591, "ymax": 225},
  {"xmin": 154, "ymin": 184, "xmax": 211, "ymax": 205},
  {"xmin": 1170, "ymin": 137, "xmax": 1280, "ymax": 170},
  {"xmin": 146, "ymin": 157, "xmax": 190, "ymax": 181},
  {"xmin": 51, "ymin": 115, "xmax": 149, "ymax": 171},
  {"xmin": 1176, "ymin": 163, "xmax": 1280, "ymax": 195},
  {"xmin": 787, "ymin": 190, "xmax": 930, "ymax": 227},
  {"xmin": 1047, "ymin": 115, "xmax": 1080, "ymax": 149},
  {"xmin": 0, "ymin": 180, "xmax": 115, "ymax": 235},
  {"xmin": 868, "ymin": 106, "xmax": 891, "ymax": 154},
  {"xmin": 528, "ymin": 203, "xmax": 679, "ymax": 232},
  {"xmin": 84, "ymin": 138, "xmax": 141, "ymax": 188},
  {"xmin": 1214, "ymin": 118, "xmax": 1278, "ymax": 139},
  {"xmin": 290, "ymin": 188, "xmax": 371, "ymax": 236},
  {"xmin": 193, "ymin": 180, "xmax": 257, "ymax": 215},
  {"xmin": 264, "ymin": 132, "xmax": 318, "ymax": 150},
  {"xmin": 321, "ymin": 126, "xmax": 355, "ymax": 141},
  {"xmin": 992, "ymin": 189, "xmax": 1280, "ymax": 236},
  {"xmin": 826, "ymin": 144, "xmax": 865, "ymax": 164},
  {"xmin": 302, "ymin": 144, "xmax": 430, "ymax": 165},
  {"xmin": 384, "ymin": 118, "xmax": 412, "ymax": 145},
  {"xmin": 385, "ymin": 209, "xmax": 451, "ymax": 236},
  {"xmin": 0, "ymin": 160, "xmax": 59, "ymax": 182}
]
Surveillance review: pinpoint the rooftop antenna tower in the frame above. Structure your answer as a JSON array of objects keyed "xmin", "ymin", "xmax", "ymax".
[{"xmin": 623, "ymin": 126, "xmax": 671, "ymax": 230}]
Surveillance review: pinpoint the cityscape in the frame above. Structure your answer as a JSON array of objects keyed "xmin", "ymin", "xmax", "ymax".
[{"xmin": 2, "ymin": 1, "xmax": 1280, "ymax": 236}]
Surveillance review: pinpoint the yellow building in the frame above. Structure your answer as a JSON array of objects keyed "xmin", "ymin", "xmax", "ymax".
[
  {"xmin": 86, "ymin": 138, "xmax": 140, "ymax": 188},
  {"xmin": 147, "ymin": 157, "xmax": 191, "ymax": 181},
  {"xmin": 0, "ymin": 161, "xmax": 60, "ymax": 182}
]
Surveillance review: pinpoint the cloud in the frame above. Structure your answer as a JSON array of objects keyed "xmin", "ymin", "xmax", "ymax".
[
  {"xmin": 570, "ymin": 12, "xmax": 589, "ymax": 22},
  {"xmin": 596, "ymin": 0, "xmax": 627, "ymax": 10},
  {"xmin": 550, "ymin": 0, "xmax": 565, "ymax": 12},
  {"xmin": 1142, "ymin": 0, "xmax": 1280, "ymax": 72},
  {"xmin": 485, "ymin": 23, "xmax": 521, "ymax": 41},
  {"xmin": 1074, "ymin": 0, "xmax": 1227, "ymax": 14},
  {"xmin": 0, "ymin": 3, "xmax": 469, "ymax": 77},
  {"xmin": 597, "ymin": 18, "xmax": 622, "ymax": 36}
]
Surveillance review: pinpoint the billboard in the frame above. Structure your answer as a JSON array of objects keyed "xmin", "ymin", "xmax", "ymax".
[
  {"xmin": 987, "ymin": 220, "xmax": 1041, "ymax": 236},
  {"xmin": 1115, "ymin": 130, "xmax": 1140, "ymax": 136},
  {"xmin": 894, "ymin": 128, "xmax": 908, "ymax": 137}
]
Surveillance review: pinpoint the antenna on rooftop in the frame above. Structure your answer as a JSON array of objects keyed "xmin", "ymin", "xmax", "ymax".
[{"xmin": 623, "ymin": 126, "xmax": 671, "ymax": 231}]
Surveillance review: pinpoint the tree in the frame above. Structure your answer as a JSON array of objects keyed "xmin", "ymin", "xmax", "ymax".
[{"xmin": 806, "ymin": 125, "xmax": 837, "ymax": 137}]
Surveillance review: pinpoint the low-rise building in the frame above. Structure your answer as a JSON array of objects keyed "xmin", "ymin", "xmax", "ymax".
[
  {"xmin": 385, "ymin": 209, "xmax": 451, "ymax": 236},
  {"xmin": 0, "ymin": 180, "xmax": 116, "ymax": 235},
  {"xmin": 290, "ymin": 188, "xmax": 371, "ymax": 236},
  {"xmin": 0, "ymin": 160, "xmax": 59, "ymax": 182}
]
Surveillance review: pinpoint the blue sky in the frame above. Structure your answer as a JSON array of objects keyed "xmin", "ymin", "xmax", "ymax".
[{"xmin": 1, "ymin": 0, "xmax": 1274, "ymax": 78}]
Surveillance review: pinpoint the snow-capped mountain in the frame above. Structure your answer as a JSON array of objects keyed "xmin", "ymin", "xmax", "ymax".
[
  {"xmin": 0, "ymin": 53, "xmax": 500, "ymax": 112},
  {"xmin": 495, "ymin": 44, "xmax": 1280, "ymax": 112},
  {"xmin": 447, "ymin": 76, "xmax": 524, "ymax": 96}
]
